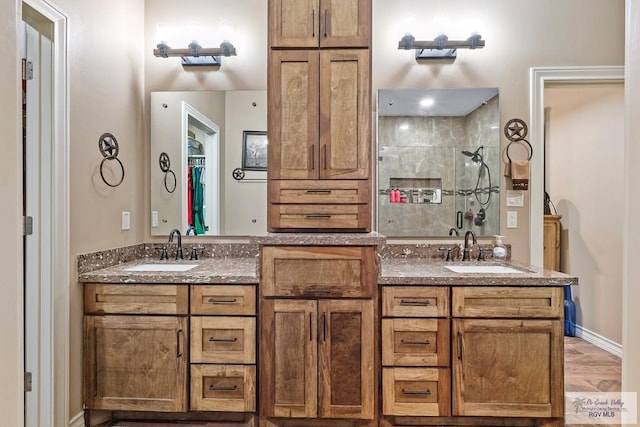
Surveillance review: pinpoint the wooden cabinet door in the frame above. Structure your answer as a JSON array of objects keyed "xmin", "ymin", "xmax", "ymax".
[
  {"xmin": 269, "ymin": 0, "xmax": 319, "ymax": 48},
  {"xmin": 319, "ymin": 49, "xmax": 370, "ymax": 179},
  {"xmin": 318, "ymin": 299, "xmax": 374, "ymax": 419},
  {"xmin": 452, "ymin": 319, "xmax": 564, "ymax": 418},
  {"xmin": 268, "ymin": 50, "xmax": 319, "ymax": 179},
  {"xmin": 83, "ymin": 315, "xmax": 188, "ymax": 412},
  {"xmin": 319, "ymin": 0, "xmax": 370, "ymax": 48},
  {"xmin": 269, "ymin": 0, "xmax": 370, "ymax": 48},
  {"xmin": 260, "ymin": 299, "xmax": 318, "ymax": 418}
]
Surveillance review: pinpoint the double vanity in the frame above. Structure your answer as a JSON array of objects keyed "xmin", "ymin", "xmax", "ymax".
[{"xmin": 78, "ymin": 235, "xmax": 576, "ymax": 427}]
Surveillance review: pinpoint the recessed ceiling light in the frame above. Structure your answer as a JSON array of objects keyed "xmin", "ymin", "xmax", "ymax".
[{"xmin": 420, "ymin": 98, "xmax": 434, "ymax": 108}]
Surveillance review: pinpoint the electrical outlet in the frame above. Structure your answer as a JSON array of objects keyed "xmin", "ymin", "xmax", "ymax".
[
  {"xmin": 151, "ymin": 211, "xmax": 158, "ymax": 228},
  {"xmin": 507, "ymin": 211, "xmax": 518, "ymax": 229},
  {"xmin": 121, "ymin": 211, "xmax": 130, "ymax": 230}
]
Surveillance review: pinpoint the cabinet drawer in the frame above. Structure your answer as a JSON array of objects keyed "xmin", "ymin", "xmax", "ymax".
[
  {"xmin": 261, "ymin": 246, "xmax": 376, "ymax": 298},
  {"xmin": 452, "ymin": 286, "xmax": 563, "ymax": 318},
  {"xmin": 191, "ymin": 285, "xmax": 256, "ymax": 315},
  {"xmin": 190, "ymin": 364, "xmax": 256, "ymax": 412},
  {"xmin": 84, "ymin": 283, "xmax": 188, "ymax": 315},
  {"xmin": 382, "ymin": 318, "xmax": 450, "ymax": 367},
  {"xmin": 382, "ymin": 286, "xmax": 449, "ymax": 317},
  {"xmin": 382, "ymin": 368, "xmax": 450, "ymax": 416},
  {"xmin": 269, "ymin": 180, "xmax": 370, "ymax": 204},
  {"xmin": 191, "ymin": 317, "xmax": 256, "ymax": 364},
  {"xmin": 268, "ymin": 203, "xmax": 370, "ymax": 231}
]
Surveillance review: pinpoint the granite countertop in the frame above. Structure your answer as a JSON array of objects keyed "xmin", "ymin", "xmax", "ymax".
[
  {"xmin": 78, "ymin": 254, "xmax": 577, "ymax": 287},
  {"xmin": 380, "ymin": 259, "xmax": 578, "ymax": 286},
  {"xmin": 78, "ymin": 257, "xmax": 259, "ymax": 284}
]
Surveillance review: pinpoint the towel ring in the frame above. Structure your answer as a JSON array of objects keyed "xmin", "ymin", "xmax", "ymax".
[
  {"xmin": 100, "ymin": 155, "xmax": 125, "ymax": 187},
  {"xmin": 164, "ymin": 170, "xmax": 177, "ymax": 193},
  {"xmin": 505, "ymin": 139, "xmax": 533, "ymax": 161}
]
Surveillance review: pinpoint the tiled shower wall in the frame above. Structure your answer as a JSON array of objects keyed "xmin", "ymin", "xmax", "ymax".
[{"xmin": 378, "ymin": 95, "xmax": 500, "ymax": 237}]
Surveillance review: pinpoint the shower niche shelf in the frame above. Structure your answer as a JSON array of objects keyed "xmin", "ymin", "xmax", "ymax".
[{"xmin": 387, "ymin": 177, "xmax": 442, "ymax": 204}]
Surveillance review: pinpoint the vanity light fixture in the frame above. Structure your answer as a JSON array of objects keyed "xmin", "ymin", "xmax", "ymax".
[
  {"xmin": 154, "ymin": 39, "xmax": 236, "ymax": 67},
  {"xmin": 398, "ymin": 32, "xmax": 485, "ymax": 60}
]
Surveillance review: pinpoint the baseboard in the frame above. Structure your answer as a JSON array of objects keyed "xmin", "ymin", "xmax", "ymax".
[
  {"xmin": 69, "ymin": 411, "xmax": 85, "ymax": 427},
  {"xmin": 575, "ymin": 325, "xmax": 622, "ymax": 358}
]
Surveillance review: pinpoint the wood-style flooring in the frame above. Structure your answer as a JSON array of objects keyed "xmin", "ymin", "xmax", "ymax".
[
  {"xmin": 107, "ymin": 337, "xmax": 622, "ymax": 426},
  {"xmin": 564, "ymin": 336, "xmax": 622, "ymax": 393}
]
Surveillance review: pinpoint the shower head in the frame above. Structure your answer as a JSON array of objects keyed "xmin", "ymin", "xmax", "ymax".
[{"xmin": 461, "ymin": 146, "xmax": 484, "ymax": 163}]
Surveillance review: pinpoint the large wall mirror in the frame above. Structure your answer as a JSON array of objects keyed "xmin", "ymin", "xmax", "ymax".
[
  {"xmin": 150, "ymin": 90, "xmax": 267, "ymax": 236},
  {"xmin": 377, "ymin": 88, "xmax": 500, "ymax": 237}
]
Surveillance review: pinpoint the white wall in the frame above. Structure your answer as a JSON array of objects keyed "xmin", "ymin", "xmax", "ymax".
[{"xmin": 546, "ymin": 84, "xmax": 624, "ymax": 344}]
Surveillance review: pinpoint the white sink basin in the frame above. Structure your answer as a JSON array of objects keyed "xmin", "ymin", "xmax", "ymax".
[
  {"xmin": 124, "ymin": 263, "xmax": 198, "ymax": 272},
  {"xmin": 445, "ymin": 265, "xmax": 527, "ymax": 274}
]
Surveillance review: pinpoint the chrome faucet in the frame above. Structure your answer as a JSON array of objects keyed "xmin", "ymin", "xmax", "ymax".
[
  {"xmin": 168, "ymin": 228, "xmax": 183, "ymax": 260},
  {"xmin": 449, "ymin": 228, "xmax": 459, "ymax": 236},
  {"xmin": 462, "ymin": 230, "xmax": 477, "ymax": 261},
  {"xmin": 185, "ymin": 225, "xmax": 196, "ymax": 236}
]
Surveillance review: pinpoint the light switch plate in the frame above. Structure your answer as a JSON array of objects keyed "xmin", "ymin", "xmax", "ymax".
[
  {"xmin": 121, "ymin": 211, "xmax": 130, "ymax": 230},
  {"xmin": 507, "ymin": 211, "xmax": 518, "ymax": 229},
  {"xmin": 151, "ymin": 211, "xmax": 158, "ymax": 228},
  {"xmin": 506, "ymin": 190, "xmax": 524, "ymax": 207}
]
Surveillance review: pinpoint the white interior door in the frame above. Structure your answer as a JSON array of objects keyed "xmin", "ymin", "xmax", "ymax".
[{"xmin": 23, "ymin": 18, "xmax": 53, "ymax": 427}]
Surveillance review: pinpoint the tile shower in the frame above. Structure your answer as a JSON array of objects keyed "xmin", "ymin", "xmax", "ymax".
[{"xmin": 378, "ymin": 94, "xmax": 500, "ymax": 237}]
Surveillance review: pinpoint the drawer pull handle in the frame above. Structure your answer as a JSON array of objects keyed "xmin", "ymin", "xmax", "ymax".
[
  {"xmin": 305, "ymin": 214, "xmax": 331, "ymax": 219},
  {"xmin": 400, "ymin": 299, "xmax": 431, "ymax": 306},
  {"xmin": 401, "ymin": 339, "xmax": 431, "ymax": 345},
  {"xmin": 207, "ymin": 298, "xmax": 238, "ymax": 304},
  {"xmin": 305, "ymin": 190, "xmax": 332, "ymax": 195},
  {"xmin": 302, "ymin": 289, "xmax": 331, "ymax": 295},
  {"xmin": 209, "ymin": 384, "xmax": 237, "ymax": 392},
  {"xmin": 402, "ymin": 389, "xmax": 431, "ymax": 396},
  {"xmin": 208, "ymin": 337, "xmax": 238, "ymax": 343}
]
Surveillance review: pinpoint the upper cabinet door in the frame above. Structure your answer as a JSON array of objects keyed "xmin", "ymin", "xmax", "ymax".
[
  {"xmin": 269, "ymin": 0, "xmax": 370, "ymax": 48},
  {"xmin": 268, "ymin": 50, "xmax": 320, "ymax": 179},
  {"xmin": 270, "ymin": 0, "xmax": 319, "ymax": 48},
  {"xmin": 319, "ymin": 49, "xmax": 370, "ymax": 179},
  {"xmin": 319, "ymin": 0, "xmax": 370, "ymax": 48}
]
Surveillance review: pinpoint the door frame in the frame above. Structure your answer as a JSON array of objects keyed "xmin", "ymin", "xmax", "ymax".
[
  {"xmin": 528, "ymin": 66, "xmax": 624, "ymax": 267},
  {"xmin": 21, "ymin": 1, "xmax": 69, "ymax": 426}
]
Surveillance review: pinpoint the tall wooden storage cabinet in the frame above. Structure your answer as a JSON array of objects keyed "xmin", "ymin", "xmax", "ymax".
[{"xmin": 267, "ymin": 0, "xmax": 372, "ymax": 232}]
